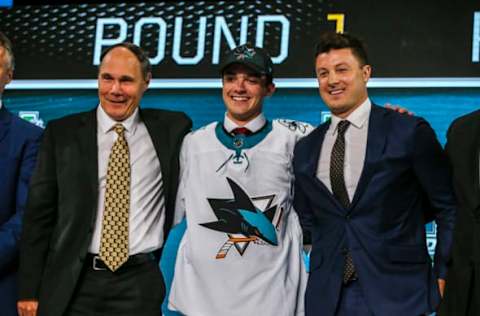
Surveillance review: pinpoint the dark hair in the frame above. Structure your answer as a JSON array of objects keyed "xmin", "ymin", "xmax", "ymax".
[
  {"xmin": 315, "ymin": 32, "xmax": 369, "ymax": 66},
  {"xmin": 0, "ymin": 32, "xmax": 14, "ymax": 70},
  {"xmin": 264, "ymin": 74, "xmax": 273, "ymax": 86},
  {"xmin": 100, "ymin": 42, "xmax": 151, "ymax": 81}
]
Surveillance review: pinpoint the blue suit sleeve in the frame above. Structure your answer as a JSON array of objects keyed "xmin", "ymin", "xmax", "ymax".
[
  {"xmin": 412, "ymin": 120, "xmax": 456, "ymax": 280},
  {"xmin": 294, "ymin": 178, "xmax": 315, "ymax": 231},
  {"xmin": 0, "ymin": 129, "xmax": 41, "ymax": 273},
  {"xmin": 293, "ymin": 146, "xmax": 316, "ymax": 244}
]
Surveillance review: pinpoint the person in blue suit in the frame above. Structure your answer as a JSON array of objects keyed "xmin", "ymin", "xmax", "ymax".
[
  {"xmin": 293, "ymin": 32, "xmax": 456, "ymax": 316},
  {"xmin": 0, "ymin": 32, "xmax": 42, "ymax": 316}
]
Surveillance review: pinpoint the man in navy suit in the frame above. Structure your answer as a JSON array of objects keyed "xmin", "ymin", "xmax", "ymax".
[
  {"xmin": 293, "ymin": 32, "xmax": 456, "ymax": 315},
  {"xmin": 0, "ymin": 32, "xmax": 42, "ymax": 316}
]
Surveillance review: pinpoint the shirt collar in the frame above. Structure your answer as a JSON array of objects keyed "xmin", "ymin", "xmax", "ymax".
[
  {"xmin": 330, "ymin": 98, "xmax": 371, "ymax": 134},
  {"xmin": 223, "ymin": 112, "xmax": 266, "ymax": 133},
  {"xmin": 97, "ymin": 104, "xmax": 140, "ymax": 136},
  {"xmin": 0, "ymin": 99, "xmax": 3, "ymax": 110}
]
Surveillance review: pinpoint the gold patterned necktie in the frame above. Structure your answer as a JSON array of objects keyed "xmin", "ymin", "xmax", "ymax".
[{"xmin": 99, "ymin": 123, "xmax": 130, "ymax": 272}]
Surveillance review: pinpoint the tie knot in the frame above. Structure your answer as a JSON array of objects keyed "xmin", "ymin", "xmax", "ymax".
[
  {"xmin": 113, "ymin": 123, "xmax": 125, "ymax": 136},
  {"xmin": 337, "ymin": 120, "xmax": 350, "ymax": 136},
  {"xmin": 232, "ymin": 127, "xmax": 252, "ymax": 136}
]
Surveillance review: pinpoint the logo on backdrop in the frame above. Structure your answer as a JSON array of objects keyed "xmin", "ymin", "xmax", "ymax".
[
  {"xmin": 19, "ymin": 111, "xmax": 45, "ymax": 128},
  {"xmin": 321, "ymin": 111, "xmax": 331, "ymax": 123}
]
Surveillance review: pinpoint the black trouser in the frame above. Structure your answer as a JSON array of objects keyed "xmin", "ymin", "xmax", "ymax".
[{"xmin": 65, "ymin": 253, "xmax": 165, "ymax": 316}]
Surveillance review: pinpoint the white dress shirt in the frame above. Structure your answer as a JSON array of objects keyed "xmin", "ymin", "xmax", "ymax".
[
  {"xmin": 223, "ymin": 112, "xmax": 266, "ymax": 133},
  {"xmin": 317, "ymin": 99, "xmax": 371, "ymax": 201},
  {"xmin": 89, "ymin": 105, "xmax": 165, "ymax": 255}
]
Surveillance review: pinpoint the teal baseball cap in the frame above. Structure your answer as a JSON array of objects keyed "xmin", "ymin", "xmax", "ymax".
[{"xmin": 220, "ymin": 44, "xmax": 274, "ymax": 77}]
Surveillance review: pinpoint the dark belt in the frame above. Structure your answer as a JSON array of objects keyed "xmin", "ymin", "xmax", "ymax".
[{"xmin": 86, "ymin": 252, "xmax": 156, "ymax": 271}]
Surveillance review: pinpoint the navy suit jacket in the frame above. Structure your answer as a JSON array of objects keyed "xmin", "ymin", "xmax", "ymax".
[
  {"xmin": 0, "ymin": 106, "xmax": 42, "ymax": 316},
  {"xmin": 293, "ymin": 104, "xmax": 456, "ymax": 316}
]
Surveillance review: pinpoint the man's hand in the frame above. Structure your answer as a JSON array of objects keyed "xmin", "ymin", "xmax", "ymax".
[
  {"xmin": 438, "ymin": 278, "xmax": 446, "ymax": 297},
  {"xmin": 384, "ymin": 103, "xmax": 414, "ymax": 116},
  {"xmin": 17, "ymin": 300, "xmax": 39, "ymax": 316}
]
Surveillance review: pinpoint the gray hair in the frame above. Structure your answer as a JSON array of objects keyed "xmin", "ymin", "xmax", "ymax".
[{"xmin": 100, "ymin": 42, "xmax": 151, "ymax": 81}]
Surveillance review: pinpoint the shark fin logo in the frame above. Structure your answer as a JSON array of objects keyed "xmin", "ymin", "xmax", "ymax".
[
  {"xmin": 200, "ymin": 177, "xmax": 281, "ymax": 259},
  {"xmin": 233, "ymin": 45, "xmax": 256, "ymax": 61}
]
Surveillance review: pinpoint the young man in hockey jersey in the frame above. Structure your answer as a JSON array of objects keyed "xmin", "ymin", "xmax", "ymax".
[{"xmin": 167, "ymin": 44, "xmax": 310, "ymax": 316}]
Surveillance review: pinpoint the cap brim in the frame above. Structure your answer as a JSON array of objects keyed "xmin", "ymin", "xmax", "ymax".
[{"xmin": 220, "ymin": 61, "xmax": 266, "ymax": 76}]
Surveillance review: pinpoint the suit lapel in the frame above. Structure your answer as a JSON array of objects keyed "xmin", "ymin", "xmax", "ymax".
[
  {"xmin": 76, "ymin": 109, "xmax": 99, "ymax": 198},
  {"xmin": 141, "ymin": 110, "xmax": 172, "ymax": 198},
  {"xmin": 351, "ymin": 105, "xmax": 387, "ymax": 208},
  {"xmin": 0, "ymin": 106, "xmax": 12, "ymax": 144},
  {"xmin": 304, "ymin": 122, "xmax": 341, "ymax": 208}
]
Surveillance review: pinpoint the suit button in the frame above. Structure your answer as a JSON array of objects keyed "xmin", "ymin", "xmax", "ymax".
[
  {"xmin": 346, "ymin": 214, "xmax": 351, "ymax": 220},
  {"xmin": 341, "ymin": 247, "xmax": 348, "ymax": 255}
]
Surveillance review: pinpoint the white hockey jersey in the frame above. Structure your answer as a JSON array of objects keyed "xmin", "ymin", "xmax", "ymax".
[{"xmin": 169, "ymin": 119, "xmax": 312, "ymax": 316}]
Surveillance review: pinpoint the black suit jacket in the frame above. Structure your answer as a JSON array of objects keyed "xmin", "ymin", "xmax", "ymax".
[
  {"xmin": 439, "ymin": 109, "xmax": 480, "ymax": 316},
  {"xmin": 18, "ymin": 107, "xmax": 191, "ymax": 316}
]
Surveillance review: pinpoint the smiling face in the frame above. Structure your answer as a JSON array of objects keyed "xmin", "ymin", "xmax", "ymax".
[
  {"xmin": 315, "ymin": 48, "xmax": 371, "ymax": 118},
  {"xmin": 98, "ymin": 47, "xmax": 150, "ymax": 121},
  {"xmin": 222, "ymin": 64, "xmax": 275, "ymax": 126}
]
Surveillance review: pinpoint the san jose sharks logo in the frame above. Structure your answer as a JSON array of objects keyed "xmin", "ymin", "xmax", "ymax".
[
  {"xmin": 200, "ymin": 177, "xmax": 282, "ymax": 259},
  {"xmin": 233, "ymin": 45, "xmax": 256, "ymax": 61}
]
